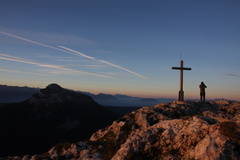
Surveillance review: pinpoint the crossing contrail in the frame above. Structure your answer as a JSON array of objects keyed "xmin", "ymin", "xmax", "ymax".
[
  {"xmin": 98, "ymin": 60, "xmax": 147, "ymax": 79},
  {"xmin": 0, "ymin": 31, "xmax": 79, "ymax": 57},
  {"xmin": 0, "ymin": 30, "xmax": 147, "ymax": 79},
  {"xmin": 59, "ymin": 46, "xmax": 95, "ymax": 60},
  {"xmin": 0, "ymin": 53, "xmax": 113, "ymax": 78},
  {"xmin": 59, "ymin": 46, "xmax": 147, "ymax": 79}
]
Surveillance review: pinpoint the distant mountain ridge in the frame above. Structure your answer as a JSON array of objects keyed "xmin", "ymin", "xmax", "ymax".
[
  {"xmin": 0, "ymin": 85, "xmax": 40, "ymax": 103},
  {"xmin": 0, "ymin": 84, "xmax": 175, "ymax": 106},
  {"xmin": 77, "ymin": 91, "xmax": 175, "ymax": 107},
  {"xmin": 0, "ymin": 84, "xmax": 118, "ymax": 156}
]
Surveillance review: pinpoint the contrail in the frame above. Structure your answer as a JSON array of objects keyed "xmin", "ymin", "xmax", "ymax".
[
  {"xmin": 0, "ymin": 31, "xmax": 79, "ymax": 57},
  {"xmin": 99, "ymin": 60, "xmax": 148, "ymax": 79},
  {"xmin": 59, "ymin": 46, "xmax": 147, "ymax": 79},
  {"xmin": 0, "ymin": 68, "xmax": 52, "ymax": 77},
  {"xmin": 0, "ymin": 31, "xmax": 147, "ymax": 79},
  {"xmin": 0, "ymin": 53, "xmax": 113, "ymax": 78},
  {"xmin": 59, "ymin": 46, "xmax": 95, "ymax": 60}
]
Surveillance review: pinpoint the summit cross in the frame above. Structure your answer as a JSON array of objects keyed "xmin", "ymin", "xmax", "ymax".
[{"xmin": 172, "ymin": 60, "xmax": 191, "ymax": 101}]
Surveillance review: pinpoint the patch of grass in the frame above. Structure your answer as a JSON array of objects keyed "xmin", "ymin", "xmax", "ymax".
[
  {"xmin": 116, "ymin": 117, "xmax": 127, "ymax": 123},
  {"xmin": 87, "ymin": 131, "xmax": 120, "ymax": 159},
  {"xmin": 120, "ymin": 122, "xmax": 132, "ymax": 132},
  {"xmin": 126, "ymin": 147, "xmax": 162, "ymax": 160},
  {"xmin": 219, "ymin": 122, "xmax": 240, "ymax": 144},
  {"xmin": 98, "ymin": 130, "xmax": 115, "ymax": 141},
  {"xmin": 86, "ymin": 140, "xmax": 105, "ymax": 149},
  {"xmin": 100, "ymin": 140, "xmax": 118, "ymax": 160},
  {"xmin": 41, "ymin": 152, "xmax": 50, "ymax": 159},
  {"xmin": 126, "ymin": 151, "xmax": 149, "ymax": 160},
  {"xmin": 117, "ymin": 123, "xmax": 132, "ymax": 145},
  {"xmin": 126, "ymin": 112, "xmax": 136, "ymax": 121},
  {"xmin": 168, "ymin": 148, "xmax": 179, "ymax": 155},
  {"xmin": 87, "ymin": 140, "xmax": 118, "ymax": 160},
  {"xmin": 54, "ymin": 142, "xmax": 72, "ymax": 152},
  {"xmin": 180, "ymin": 116, "xmax": 192, "ymax": 120}
]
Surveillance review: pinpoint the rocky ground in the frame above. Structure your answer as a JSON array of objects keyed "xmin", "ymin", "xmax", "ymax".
[{"xmin": 3, "ymin": 100, "xmax": 240, "ymax": 160}]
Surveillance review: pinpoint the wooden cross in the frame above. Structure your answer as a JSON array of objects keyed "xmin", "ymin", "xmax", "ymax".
[{"xmin": 172, "ymin": 60, "xmax": 191, "ymax": 101}]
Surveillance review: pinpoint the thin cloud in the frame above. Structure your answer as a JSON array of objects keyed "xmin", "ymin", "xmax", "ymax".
[
  {"xmin": 37, "ymin": 69, "xmax": 86, "ymax": 76},
  {"xmin": 59, "ymin": 46, "xmax": 95, "ymax": 60},
  {"xmin": 0, "ymin": 31, "xmax": 147, "ymax": 79},
  {"xmin": 103, "ymin": 72, "xmax": 133, "ymax": 78},
  {"xmin": 220, "ymin": 72, "xmax": 240, "ymax": 78},
  {"xmin": 55, "ymin": 59, "xmax": 86, "ymax": 62},
  {"xmin": 0, "ymin": 53, "xmax": 33, "ymax": 62},
  {"xmin": 0, "ymin": 53, "xmax": 45, "ymax": 66},
  {"xmin": 0, "ymin": 68, "xmax": 52, "ymax": 77},
  {"xmin": 39, "ymin": 56, "xmax": 109, "ymax": 69},
  {"xmin": 0, "ymin": 31, "xmax": 79, "ymax": 57},
  {"xmin": 0, "ymin": 29, "xmax": 94, "ymax": 46},
  {"xmin": 99, "ymin": 60, "xmax": 148, "ymax": 79},
  {"xmin": 0, "ymin": 53, "xmax": 113, "ymax": 78},
  {"xmin": 37, "ymin": 55, "xmax": 74, "ymax": 59},
  {"xmin": 93, "ymin": 49, "xmax": 114, "ymax": 55},
  {"xmin": 59, "ymin": 46, "xmax": 147, "ymax": 79},
  {"xmin": 40, "ymin": 32, "xmax": 94, "ymax": 46},
  {"xmin": 69, "ymin": 64, "xmax": 108, "ymax": 70}
]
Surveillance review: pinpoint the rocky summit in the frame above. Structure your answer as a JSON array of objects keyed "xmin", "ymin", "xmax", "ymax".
[{"xmin": 8, "ymin": 100, "xmax": 240, "ymax": 160}]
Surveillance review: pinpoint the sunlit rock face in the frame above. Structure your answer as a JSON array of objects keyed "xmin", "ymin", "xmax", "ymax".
[
  {"xmin": 10, "ymin": 100, "xmax": 239, "ymax": 160},
  {"xmin": 104, "ymin": 101, "xmax": 240, "ymax": 160}
]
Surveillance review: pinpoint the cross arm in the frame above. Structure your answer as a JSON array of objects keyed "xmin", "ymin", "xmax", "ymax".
[
  {"xmin": 172, "ymin": 67, "xmax": 181, "ymax": 70},
  {"xmin": 172, "ymin": 67, "xmax": 191, "ymax": 70},
  {"xmin": 183, "ymin": 67, "xmax": 191, "ymax": 70}
]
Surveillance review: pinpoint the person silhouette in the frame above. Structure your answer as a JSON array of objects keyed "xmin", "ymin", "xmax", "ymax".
[{"xmin": 199, "ymin": 82, "xmax": 207, "ymax": 101}]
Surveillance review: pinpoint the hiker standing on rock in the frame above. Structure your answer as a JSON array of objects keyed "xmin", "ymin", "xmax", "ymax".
[{"xmin": 199, "ymin": 82, "xmax": 207, "ymax": 101}]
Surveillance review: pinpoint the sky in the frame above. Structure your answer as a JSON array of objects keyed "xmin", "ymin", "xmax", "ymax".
[{"xmin": 0, "ymin": 0, "xmax": 240, "ymax": 101}]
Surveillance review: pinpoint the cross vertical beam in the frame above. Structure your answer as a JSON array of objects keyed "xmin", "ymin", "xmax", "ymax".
[{"xmin": 172, "ymin": 60, "xmax": 191, "ymax": 101}]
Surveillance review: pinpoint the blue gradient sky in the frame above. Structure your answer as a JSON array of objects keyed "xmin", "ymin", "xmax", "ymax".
[{"xmin": 0, "ymin": 0, "xmax": 240, "ymax": 101}]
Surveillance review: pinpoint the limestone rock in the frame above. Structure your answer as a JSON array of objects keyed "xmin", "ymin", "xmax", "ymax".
[{"xmin": 3, "ymin": 100, "xmax": 240, "ymax": 160}]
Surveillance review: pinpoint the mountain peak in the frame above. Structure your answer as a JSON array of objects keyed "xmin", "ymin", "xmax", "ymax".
[
  {"xmin": 43, "ymin": 83, "xmax": 64, "ymax": 94},
  {"xmin": 46, "ymin": 83, "xmax": 62, "ymax": 90},
  {"xmin": 32, "ymin": 83, "xmax": 66, "ymax": 98},
  {"xmin": 30, "ymin": 83, "xmax": 91, "ymax": 104},
  {"xmin": 0, "ymin": 83, "xmax": 118, "ymax": 157}
]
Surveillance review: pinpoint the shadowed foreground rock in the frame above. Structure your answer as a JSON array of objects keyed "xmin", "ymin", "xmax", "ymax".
[
  {"xmin": 0, "ymin": 84, "xmax": 118, "ymax": 157},
  {"xmin": 5, "ymin": 100, "xmax": 240, "ymax": 160}
]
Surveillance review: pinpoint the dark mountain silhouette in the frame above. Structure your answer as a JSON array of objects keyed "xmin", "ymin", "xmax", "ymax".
[
  {"xmin": 0, "ymin": 85, "xmax": 40, "ymax": 103},
  {"xmin": 0, "ymin": 84, "xmax": 118, "ymax": 156},
  {"xmin": 84, "ymin": 93, "xmax": 175, "ymax": 107},
  {"xmin": 0, "ymin": 84, "xmax": 175, "ymax": 106},
  {"xmin": 90, "ymin": 93, "xmax": 127, "ymax": 106}
]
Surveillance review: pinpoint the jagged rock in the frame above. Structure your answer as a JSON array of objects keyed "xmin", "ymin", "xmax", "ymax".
[
  {"xmin": 22, "ymin": 155, "xmax": 31, "ymax": 160},
  {"xmin": 29, "ymin": 155, "xmax": 41, "ymax": 160},
  {"xmin": 193, "ymin": 130, "xmax": 233, "ymax": 160},
  {"xmin": 2, "ymin": 100, "xmax": 240, "ymax": 160},
  {"xmin": 92, "ymin": 101, "xmax": 240, "ymax": 160},
  {"xmin": 135, "ymin": 113, "xmax": 150, "ymax": 129}
]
